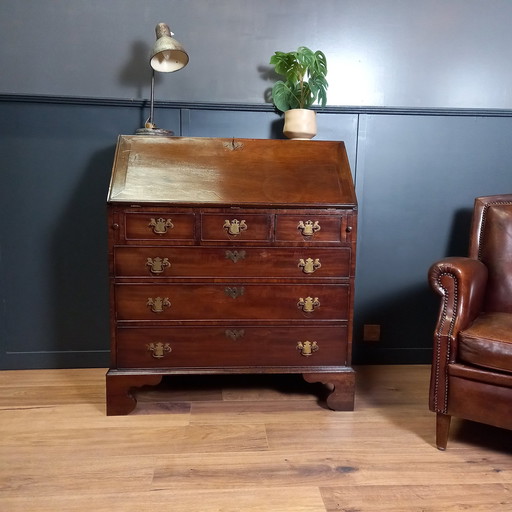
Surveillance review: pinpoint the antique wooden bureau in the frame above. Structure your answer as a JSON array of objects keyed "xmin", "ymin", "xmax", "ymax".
[{"xmin": 106, "ymin": 135, "xmax": 357, "ymax": 415}]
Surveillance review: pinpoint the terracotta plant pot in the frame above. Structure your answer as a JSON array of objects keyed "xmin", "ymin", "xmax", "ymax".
[{"xmin": 283, "ymin": 109, "xmax": 317, "ymax": 140}]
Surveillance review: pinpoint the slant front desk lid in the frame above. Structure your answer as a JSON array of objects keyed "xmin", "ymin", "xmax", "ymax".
[{"xmin": 108, "ymin": 136, "xmax": 356, "ymax": 208}]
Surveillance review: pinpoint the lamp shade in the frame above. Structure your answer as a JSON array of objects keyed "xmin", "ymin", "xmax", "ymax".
[{"xmin": 150, "ymin": 23, "xmax": 189, "ymax": 72}]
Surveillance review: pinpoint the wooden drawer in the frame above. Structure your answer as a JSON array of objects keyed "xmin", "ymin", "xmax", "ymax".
[
  {"xmin": 201, "ymin": 213, "xmax": 271, "ymax": 242},
  {"xmin": 123, "ymin": 212, "xmax": 196, "ymax": 241},
  {"xmin": 275, "ymin": 214, "xmax": 345, "ymax": 243},
  {"xmin": 115, "ymin": 325, "xmax": 348, "ymax": 368},
  {"xmin": 115, "ymin": 283, "xmax": 349, "ymax": 321},
  {"xmin": 114, "ymin": 246, "xmax": 351, "ymax": 279}
]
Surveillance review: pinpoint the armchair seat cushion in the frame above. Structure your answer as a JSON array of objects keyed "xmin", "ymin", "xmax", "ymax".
[{"xmin": 459, "ymin": 312, "xmax": 512, "ymax": 373}]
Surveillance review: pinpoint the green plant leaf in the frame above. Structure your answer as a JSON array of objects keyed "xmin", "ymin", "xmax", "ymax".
[
  {"xmin": 269, "ymin": 46, "xmax": 328, "ymax": 111},
  {"xmin": 271, "ymin": 81, "xmax": 293, "ymax": 112}
]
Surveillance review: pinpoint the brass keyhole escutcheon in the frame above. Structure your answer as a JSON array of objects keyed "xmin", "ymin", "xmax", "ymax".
[
  {"xmin": 146, "ymin": 297, "xmax": 171, "ymax": 313},
  {"xmin": 225, "ymin": 329, "xmax": 245, "ymax": 341},
  {"xmin": 223, "ymin": 138, "xmax": 244, "ymax": 151},
  {"xmin": 297, "ymin": 296, "xmax": 320, "ymax": 313},
  {"xmin": 297, "ymin": 341, "xmax": 318, "ymax": 357},
  {"xmin": 146, "ymin": 342, "xmax": 172, "ymax": 359},
  {"xmin": 225, "ymin": 286, "xmax": 245, "ymax": 299},
  {"xmin": 225, "ymin": 250, "xmax": 246, "ymax": 263},
  {"xmin": 297, "ymin": 220, "xmax": 321, "ymax": 237},
  {"xmin": 298, "ymin": 258, "xmax": 321, "ymax": 274},
  {"xmin": 146, "ymin": 257, "xmax": 171, "ymax": 274},
  {"xmin": 223, "ymin": 219, "xmax": 247, "ymax": 236},
  {"xmin": 149, "ymin": 217, "xmax": 174, "ymax": 234}
]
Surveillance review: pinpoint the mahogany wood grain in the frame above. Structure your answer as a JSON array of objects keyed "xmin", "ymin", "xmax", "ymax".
[
  {"xmin": 106, "ymin": 136, "xmax": 358, "ymax": 414},
  {"xmin": 113, "ymin": 246, "xmax": 351, "ymax": 279},
  {"xmin": 105, "ymin": 372, "xmax": 163, "ymax": 415},
  {"xmin": 115, "ymin": 325, "xmax": 348, "ymax": 368}
]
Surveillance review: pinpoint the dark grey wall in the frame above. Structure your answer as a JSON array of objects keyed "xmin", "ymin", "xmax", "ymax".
[
  {"xmin": 2, "ymin": 1, "xmax": 512, "ymax": 108},
  {"xmin": 353, "ymin": 113, "xmax": 512, "ymax": 362},
  {"xmin": 0, "ymin": 100, "xmax": 176, "ymax": 369},
  {"xmin": 2, "ymin": 1, "xmax": 512, "ymax": 369},
  {"xmin": 1, "ymin": 98, "xmax": 511, "ymax": 369}
]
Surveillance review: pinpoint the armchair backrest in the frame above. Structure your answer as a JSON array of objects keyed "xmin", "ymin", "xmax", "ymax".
[{"xmin": 469, "ymin": 194, "xmax": 512, "ymax": 313}]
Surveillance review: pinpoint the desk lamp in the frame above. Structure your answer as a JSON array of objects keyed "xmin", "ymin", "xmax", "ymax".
[{"xmin": 136, "ymin": 23, "xmax": 189, "ymax": 135}]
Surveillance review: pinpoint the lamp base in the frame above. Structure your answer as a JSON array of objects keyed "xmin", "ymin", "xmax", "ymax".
[{"xmin": 135, "ymin": 127, "xmax": 174, "ymax": 136}]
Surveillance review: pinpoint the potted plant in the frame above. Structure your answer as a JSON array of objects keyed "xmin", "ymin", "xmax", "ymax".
[{"xmin": 270, "ymin": 46, "xmax": 328, "ymax": 139}]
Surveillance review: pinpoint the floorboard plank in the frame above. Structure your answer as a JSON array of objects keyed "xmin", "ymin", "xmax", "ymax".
[{"xmin": 0, "ymin": 365, "xmax": 510, "ymax": 511}]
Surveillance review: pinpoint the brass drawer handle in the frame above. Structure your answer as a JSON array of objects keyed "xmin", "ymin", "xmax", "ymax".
[
  {"xmin": 146, "ymin": 257, "xmax": 171, "ymax": 274},
  {"xmin": 146, "ymin": 342, "xmax": 172, "ymax": 359},
  {"xmin": 297, "ymin": 296, "xmax": 320, "ymax": 313},
  {"xmin": 149, "ymin": 217, "xmax": 174, "ymax": 234},
  {"xmin": 223, "ymin": 219, "xmax": 247, "ymax": 236},
  {"xmin": 297, "ymin": 341, "xmax": 318, "ymax": 357},
  {"xmin": 298, "ymin": 258, "xmax": 321, "ymax": 274},
  {"xmin": 225, "ymin": 250, "xmax": 246, "ymax": 263},
  {"xmin": 225, "ymin": 286, "xmax": 245, "ymax": 299},
  {"xmin": 297, "ymin": 220, "xmax": 321, "ymax": 236},
  {"xmin": 146, "ymin": 297, "xmax": 171, "ymax": 313},
  {"xmin": 225, "ymin": 329, "xmax": 245, "ymax": 341}
]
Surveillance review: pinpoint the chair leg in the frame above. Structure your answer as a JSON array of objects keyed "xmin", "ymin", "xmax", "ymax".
[{"xmin": 436, "ymin": 412, "xmax": 451, "ymax": 450}]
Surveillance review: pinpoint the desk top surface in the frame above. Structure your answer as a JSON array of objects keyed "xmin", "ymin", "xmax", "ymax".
[{"xmin": 108, "ymin": 136, "xmax": 356, "ymax": 208}]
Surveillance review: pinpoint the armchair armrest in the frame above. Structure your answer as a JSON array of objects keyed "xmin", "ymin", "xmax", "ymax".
[
  {"xmin": 429, "ymin": 257, "xmax": 488, "ymax": 342},
  {"xmin": 428, "ymin": 256, "xmax": 488, "ymax": 413}
]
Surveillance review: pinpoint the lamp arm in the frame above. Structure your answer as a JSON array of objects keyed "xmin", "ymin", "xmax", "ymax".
[{"xmin": 146, "ymin": 69, "xmax": 156, "ymax": 128}]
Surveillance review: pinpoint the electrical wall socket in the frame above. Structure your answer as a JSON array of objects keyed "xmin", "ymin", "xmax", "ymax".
[{"xmin": 363, "ymin": 324, "xmax": 381, "ymax": 342}]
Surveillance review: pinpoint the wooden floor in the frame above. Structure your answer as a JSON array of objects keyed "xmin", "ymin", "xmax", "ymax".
[{"xmin": 0, "ymin": 365, "xmax": 510, "ymax": 511}]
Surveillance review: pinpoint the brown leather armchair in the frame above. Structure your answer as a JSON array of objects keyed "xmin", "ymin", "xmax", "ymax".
[{"xmin": 428, "ymin": 194, "xmax": 512, "ymax": 450}]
